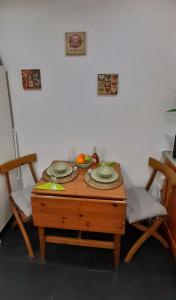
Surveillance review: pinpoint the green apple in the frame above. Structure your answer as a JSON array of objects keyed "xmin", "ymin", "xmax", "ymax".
[{"xmin": 84, "ymin": 155, "xmax": 91, "ymax": 163}]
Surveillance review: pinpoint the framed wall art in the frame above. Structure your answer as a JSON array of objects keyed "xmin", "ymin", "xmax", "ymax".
[
  {"xmin": 97, "ymin": 73, "xmax": 118, "ymax": 95},
  {"xmin": 21, "ymin": 69, "xmax": 41, "ymax": 90},
  {"xmin": 65, "ymin": 32, "xmax": 86, "ymax": 56}
]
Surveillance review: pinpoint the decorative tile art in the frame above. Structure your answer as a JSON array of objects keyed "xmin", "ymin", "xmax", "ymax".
[
  {"xmin": 65, "ymin": 32, "xmax": 86, "ymax": 56},
  {"xmin": 21, "ymin": 69, "xmax": 41, "ymax": 90},
  {"xmin": 97, "ymin": 73, "xmax": 118, "ymax": 95}
]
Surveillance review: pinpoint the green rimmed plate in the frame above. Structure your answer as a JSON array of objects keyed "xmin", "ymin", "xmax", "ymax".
[
  {"xmin": 91, "ymin": 168, "xmax": 119, "ymax": 183},
  {"xmin": 47, "ymin": 163, "xmax": 73, "ymax": 178}
]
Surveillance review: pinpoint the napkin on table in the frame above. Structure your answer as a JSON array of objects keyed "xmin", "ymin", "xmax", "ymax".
[{"xmin": 35, "ymin": 182, "xmax": 65, "ymax": 191}]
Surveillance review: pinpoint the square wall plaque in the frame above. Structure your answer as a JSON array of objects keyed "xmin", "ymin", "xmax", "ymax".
[
  {"xmin": 65, "ymin": 32, "xmax": 86, "ymax": 56},
  {"xmin": 97, "ymin": 73, "xmax": 118, "ymax": 95},
  {"xmin": 21, "ymin": 69, "xmax": 41, "ymax": 90}
]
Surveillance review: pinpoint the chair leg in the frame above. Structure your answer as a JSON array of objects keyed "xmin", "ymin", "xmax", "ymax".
[
  {"xmin": 133, "ymin": 222, "xmax": 169, "ymax": 248},
  {"xmin": 114, "ymin": 234, "xmax": 121, "ymax": 267},
  {"xmin": 125, "ymin": 217, "xmax": 166, "ymax": 263},
  {"xmin": 151, "ymin": 230, "xmax": 169, "ymax": 248},
  {"xmin": 12, "ymin": 206, "xmax": 34, "ymax": 259},
  {"xmin": 125, "ymin": 229, "xmax": 151, "ymax": 263},
  {"xmin": 38, "ymin": 227, "xmax": 46, "ymax": 262}
]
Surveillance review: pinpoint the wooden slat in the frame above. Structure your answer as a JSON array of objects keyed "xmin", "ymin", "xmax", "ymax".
[
  {"xmin": 0, "ymin": 153, "xmax": 37, "ymax": 173},
  {"xmin": 5, "ymin": 172, "xmax": 12, "ymax": 194},
  {"xmin": 32, "ymin": 195, "xmax": 126, "ymax": 234},
  {"xmin": 45, "ymin": 235, "xmax": 114, "ymax": 249},
  {"xmin": 33, "ymin": 216, "xmax": 124, "ymax": 234},
  {"xmin": 31, "ymin": 194, "xmax": 126, "ymax": 205},
  {"xmin": 29, "ymin": 162, "xmax": 38, "ymax": 183},
  {"xmin": 145, "ymin": 169, "xmax": 157, "ymax": 191},
  {"xmin": 149, "ymin": 157, "xmax": 176, "ymax": 186},
  {"xmin": 32, "ymin": 195, "xmax": 125, "ymax": 210}
]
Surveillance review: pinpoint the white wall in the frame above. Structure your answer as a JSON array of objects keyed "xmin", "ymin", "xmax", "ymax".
[{"xmin": 0, "ymin": 0, "xmax": 176, "ymax": 185}]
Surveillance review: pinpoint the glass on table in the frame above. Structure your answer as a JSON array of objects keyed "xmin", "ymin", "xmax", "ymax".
[
  {"xmin": 67, "ymin": 146, "xmax": 76, "ymax": 162},
  {"xmin": 99, "ymin": 148, "xmax": 107, "ymax": 164}
]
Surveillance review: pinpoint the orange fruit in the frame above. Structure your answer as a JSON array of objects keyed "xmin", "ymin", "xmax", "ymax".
[
  {"xmin": 76, "ymin": 156, "xmax": 84, "ymax": 164},
  {"xmin": 79, "ymin": 153, "xmax": 85, "ymax": 159}
]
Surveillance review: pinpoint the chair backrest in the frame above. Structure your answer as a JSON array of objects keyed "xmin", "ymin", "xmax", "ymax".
[
  {"xmin": 146, "ymin": 157, "xmax": 176, "ymax": 208},
  {"xmin": 0, "ymin": 153, "xmax": 37, "ymax": 196}
]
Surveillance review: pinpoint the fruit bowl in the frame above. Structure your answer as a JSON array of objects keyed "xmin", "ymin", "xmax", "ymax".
[
  {"xmin": 76, "ymin": 160, "xmax": 92, "ymax": 169},
  {"xmin": 75, "ymin": 153, "xmax": 92, "ymax": 168}
]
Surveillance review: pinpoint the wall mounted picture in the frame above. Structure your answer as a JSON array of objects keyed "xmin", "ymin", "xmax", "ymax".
[
  {"xmin": 65, "ymin": 32, "xmax": 86, "ymax": 55},
  {"xmin": 21, "ymin": 69, "xmax": 41, "ymax": 90},
  {"xmin": 97, "ymin": 74, "xmax": 118, "ymax": 95}
]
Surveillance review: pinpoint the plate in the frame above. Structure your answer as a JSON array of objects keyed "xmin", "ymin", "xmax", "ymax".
[
  {"xmin": 91, "ymin": 168, "xmax": 119, "ymax": 183},
  {"xmin": 47, "ymin": 163, "xmax": 73, "ymax": 178},
  {"xmin": 52, "ymin": 161, "xmax": 68, "ymax": 173},
  {"xmin": 98, "ymin": 165, "xmax": 113, "ymax": 178}
]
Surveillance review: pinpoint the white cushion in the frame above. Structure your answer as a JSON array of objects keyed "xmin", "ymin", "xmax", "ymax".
[
  {"xmin": 126, "ymin": 187, "xmax": 167, "ymax": 224},
  {"xmin": 11, "ymin": 185, "xmax": 34, "ymax": 218}
]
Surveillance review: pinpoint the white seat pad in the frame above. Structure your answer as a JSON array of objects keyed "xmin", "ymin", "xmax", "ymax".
[
  {"xmin": 11, "ymin": 186, "xmax": 35, "ymax": 218},
  {"xmin": 126, "ymin": 187, "xmax": 167, "ymax": 224}
]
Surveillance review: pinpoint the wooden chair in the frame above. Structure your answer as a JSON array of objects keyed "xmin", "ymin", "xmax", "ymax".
[
  {"xmin": 0, "ymin": 153, "xmax": 37, "ymax": 258},
  {"xmin": 125, "ymin": 157, "xmax": 176, "ymax": 263}
]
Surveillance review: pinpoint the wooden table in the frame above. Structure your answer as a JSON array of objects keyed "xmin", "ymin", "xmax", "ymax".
[{"xmin": 31, "ymin": 162, "xmax": 126, "ymax": 266}]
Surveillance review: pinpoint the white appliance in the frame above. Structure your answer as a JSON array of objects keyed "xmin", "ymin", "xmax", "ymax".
[{"xmin": 0, "ymin": 65, "xmax": 18, "ymax": 232}]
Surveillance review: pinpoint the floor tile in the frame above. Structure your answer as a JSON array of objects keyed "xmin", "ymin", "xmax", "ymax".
[{"xmin": 0, "ymin": 224, "xmax": 175, "ymax": 300}]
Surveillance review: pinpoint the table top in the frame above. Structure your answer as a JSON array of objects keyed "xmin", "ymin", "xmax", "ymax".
[{"xmin": 32, "ymin": 162, "xmax": 126, "ymax": 201}]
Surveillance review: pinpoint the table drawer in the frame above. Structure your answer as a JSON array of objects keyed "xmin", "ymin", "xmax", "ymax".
[{"xmin": 32, "ymin": 195, "xmax": 126, "ymax": 234}]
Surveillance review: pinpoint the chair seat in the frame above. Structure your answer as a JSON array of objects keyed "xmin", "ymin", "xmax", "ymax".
[
  {"xmin": 11, "ymin": 186, "xmax": 35, "ymax": 218},
  {"xmin": 126, "ymin": 187, "xmax": 167, "ymax": 224}
]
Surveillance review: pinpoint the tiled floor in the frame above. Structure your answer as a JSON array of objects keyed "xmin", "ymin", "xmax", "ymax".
[{"xmin": 0, "ymin": 223, "xmax": 175, "ymax": 300}]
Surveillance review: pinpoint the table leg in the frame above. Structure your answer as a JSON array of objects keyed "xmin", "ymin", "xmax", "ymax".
[
  {"xmin": 38, "ymin": 227, "xmax": 45, "ymax": 261},
  {"xmin": 114, "ymin": 234, "xmax": 121, "ymax": 267}
]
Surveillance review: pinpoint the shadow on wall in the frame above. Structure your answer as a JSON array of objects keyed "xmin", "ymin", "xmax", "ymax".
[{"xmin": 0, "ymin": 57, "xmax": 2, "ymax": 65}]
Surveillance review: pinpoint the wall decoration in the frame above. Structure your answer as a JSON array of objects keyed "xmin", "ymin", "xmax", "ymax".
[
  {"xmin": 65, "ymin": 32, "xmax": 86, "ymax": 56},
  {"xmin": 97, "ymin": 74, "xmax": 118, "ymax": 95},
  {"xmin": 21, "ymin": 69, "xmax": 41, "ymax": 90}
]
